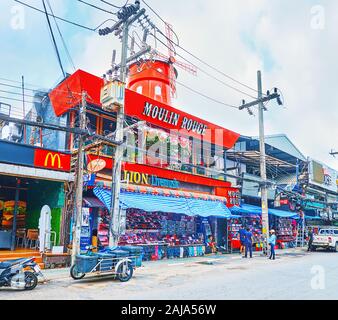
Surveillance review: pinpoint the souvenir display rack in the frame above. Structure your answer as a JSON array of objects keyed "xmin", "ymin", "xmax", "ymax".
[{"xmin": 118, "ymin": 209, "xmax": 205, "ymax": 260}]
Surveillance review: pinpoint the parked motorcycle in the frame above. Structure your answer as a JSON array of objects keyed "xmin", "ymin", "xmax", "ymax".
[{"xmin": 0, "ymin": 257, "xmax": 44, "ymax": 290}]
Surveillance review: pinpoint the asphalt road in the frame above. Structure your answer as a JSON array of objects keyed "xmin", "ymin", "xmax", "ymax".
[{"xmin": 1, "ymin": 249, "xmax": 337, "ymax": 300}]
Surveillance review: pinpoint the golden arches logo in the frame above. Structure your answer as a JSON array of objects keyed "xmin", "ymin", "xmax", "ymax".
[{"xmin": 44, "ymin": 153, "xmax": 61, "ymax": 168}]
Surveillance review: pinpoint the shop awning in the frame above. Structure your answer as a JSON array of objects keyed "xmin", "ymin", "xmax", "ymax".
[
  {"xmin": 230, "ymin": 204, "xmax": 299, "ymax": 219},
  {"xmin": 83, "ymin": 197, "xmax": 105, "ymax": 208},
  {"xmin": 92, "ymin": 181, "xmax": 228, "ymax": 202},
  {"xmin": 305, "ymin": 215, "xmax": 322, "ymax": 220},
  {"xmin": 93, "ymin": 187, "xmax": 232, "ymax": 218}
]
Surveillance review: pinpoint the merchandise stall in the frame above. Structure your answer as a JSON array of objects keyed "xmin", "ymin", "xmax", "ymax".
[
  {"xmin": 93, "ymin": 186, "xmax": 232, "ymax": 261},
  {"xmin": 118, "ymin": 210, "xmax": 206, "ymax": 261},
  {"xmin": 269, "ymin": 214, "xmax": 298, "ymax": 249},
  {"xmin": 226, "ymin": 215, "xmax": 263, "ymax": 252},
  {"xmin": 229, "ymin": 204, "xmax": 300, "ymax": 250}
]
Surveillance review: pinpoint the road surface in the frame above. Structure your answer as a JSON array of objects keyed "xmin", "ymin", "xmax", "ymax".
[{"xmin": 1, "ymin": 249, "xmax": 337, "ymax": 300}]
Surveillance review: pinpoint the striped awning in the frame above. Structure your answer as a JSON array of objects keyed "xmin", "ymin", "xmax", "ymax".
[
  {"xmin": 229, "ymin": 204, "xmax": 299, "ymax": 219},
  {"xmin": 93, "ymin": 187, "xmax": 232, "ymax": 218},
  {"xmin": 91, "ymin": 180, "xmax": 227, "ymax": 203}
]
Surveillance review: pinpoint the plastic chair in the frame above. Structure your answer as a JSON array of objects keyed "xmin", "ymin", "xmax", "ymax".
[
  {"xmin": 16, "ymin": 229, "xmax": 26, "ymax": 248},
  {"xmin": 25, "ymin": 229, "xmax": 39, "ymax": 249}
]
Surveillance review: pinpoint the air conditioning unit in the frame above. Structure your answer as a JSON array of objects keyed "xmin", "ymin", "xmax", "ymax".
[{"xmin": 100, "ymin": 80, "xmax": 125, "ymax": 113}]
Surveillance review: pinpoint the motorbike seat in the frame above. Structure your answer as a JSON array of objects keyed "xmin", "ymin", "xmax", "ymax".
[{"xmin": 0, "ymin": 258, "xmax": 27, "ymax": 269}]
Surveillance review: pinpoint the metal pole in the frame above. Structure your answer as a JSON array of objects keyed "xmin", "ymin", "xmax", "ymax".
[
  {"xmin": 257, "ymin": 70, "xmax": 270, "ymax": 254},
  {"xmin": 22, "ymin": 76, "xmax": 26, "ymax": 144},
  {"xmin": 109, "ymin": 22, "xmax": 129, "ymax": 248},
  {"xmin": 71, "ymin": 91, "xmax": 87, "ymax": 264},
  {"xmin": 11, "ymin": 178, "xmax": 20, "ymax": 251}
]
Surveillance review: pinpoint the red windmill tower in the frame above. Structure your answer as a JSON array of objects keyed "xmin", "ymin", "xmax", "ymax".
[{"xmin": 127, "ymin": 22, "xmax": 197, "ymax": 106}]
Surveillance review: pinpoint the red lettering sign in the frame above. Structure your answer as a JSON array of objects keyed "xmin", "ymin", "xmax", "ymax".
[{"xmin": 125, "ymin": 89, "xmax": 240, "ymax": 149}]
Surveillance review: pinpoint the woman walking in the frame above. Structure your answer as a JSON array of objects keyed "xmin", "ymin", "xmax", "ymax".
[{"xmin": 268, "ymin": 229, "xmax": 277, "ymax": 260}]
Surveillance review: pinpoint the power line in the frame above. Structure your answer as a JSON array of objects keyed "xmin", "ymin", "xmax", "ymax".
[
  {"xmin": 46, "ymin": 0, "xmax": 76, "ymax": 71},
  {"xmin": 0, "ymin": 77, "xmax": 46, "ymax": 89},
  {"xmin": 141, "ymin": 0, "xmax": 261, "ymax": 96},
  {"xmin": 0, "ymin": 89, "xmax": 36, "ymax": 99},
  {"xmin": 129, "ymin": 64, "xmax": 239, "ymax": 109},
  {"xmin": 100, "ymin": 0, "xmax": 129, "ymax": 9},
  {"xmin": 149, "ymin": 32, "xmax": 257, "ymax": 99},
  {"xmin": 77, "ymin": 0, "xmax": 117, "ymax": 15},
  {"xmin": 0, "ymin": 82, "xmax": 45, "ymax": 93},
  {"xmin": 42, "ymin": 0, "xmax": 66, "ymax": 78},
  {"xmin": 0, "ymin": 95, "xmax": 36, "ymax": 103},
  {"xmin": 141, "ymin": 0, "xmax": 180, "ymax": 46},
  {"xmin": 14, "ymin": 0, "xmax": 95, "ymax": 31}
]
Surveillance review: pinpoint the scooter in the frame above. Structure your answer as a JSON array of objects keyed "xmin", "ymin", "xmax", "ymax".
[{"xmin": 0, "ymin": 257, "xmax": 44, "ymax": 290}]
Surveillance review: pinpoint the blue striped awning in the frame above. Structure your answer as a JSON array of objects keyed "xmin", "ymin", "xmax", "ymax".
[
  {"xmin": 93, "ymin": 187, "xmax": 232, "ymax": 218},
  {"xmin": 230, "ymin": 204, "xmax": 299, "ymax": 219}
]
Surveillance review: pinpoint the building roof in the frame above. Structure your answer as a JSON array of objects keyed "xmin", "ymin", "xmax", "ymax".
[{"xmin": 259, "ymin": 134, "xmax": 306, "ymax": 162}]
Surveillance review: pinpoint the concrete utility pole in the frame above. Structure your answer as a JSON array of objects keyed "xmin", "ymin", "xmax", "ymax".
[
  {"xmin": 239, "ymin": 71, "xmax": 283, "ymax": 255},
  {"xmin": 257, "ymin": 71, "xmax": 270, "ymax": 254},
  {"xmin": 108, "ymin": 2, "xmax": 146, "ymax": 247},
  {"xmin": 71, "ymin": 91, "xmax": 87, "ymax": 264}
]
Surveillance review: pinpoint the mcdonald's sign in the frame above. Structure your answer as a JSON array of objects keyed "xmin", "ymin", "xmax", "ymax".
[{"xmin": 34, "ymin": 149, "xmax": 71, "ymax": 172}]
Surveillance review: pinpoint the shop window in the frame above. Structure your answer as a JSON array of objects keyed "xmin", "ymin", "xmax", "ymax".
[
  {"xmin": 136, "ymin": 86, "xmax": 143, "ymax": 94},
  {"xmin": 102, "ymin": 117, "xmax": 116, "ymax": 136},
  {"xmin": 155, "ymin": 86, "xmax": 162, "ymax": 96}
]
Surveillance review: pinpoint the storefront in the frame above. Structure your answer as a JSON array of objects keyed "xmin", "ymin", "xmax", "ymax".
[
  {"xmin": 228, "ymin": 204, "xmax": 299, "ymax": 250},
  {"xmin": 48, "ymin": 69, "xmax": 242, "ymax": 258},
  {"xmin": 0, "ymin": 140, "xmax": 72, "ymax": 251},
  {"xmin": 77, "ymin": 180, "xmax": 233, "ymax": 260}
]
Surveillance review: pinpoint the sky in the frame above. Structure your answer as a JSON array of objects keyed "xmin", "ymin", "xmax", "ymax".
[{"xmin": 0, "ymin": 0, "xmax": 338, "ymax": 170}]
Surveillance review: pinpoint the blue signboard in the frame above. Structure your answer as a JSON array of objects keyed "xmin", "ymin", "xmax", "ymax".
[{"xmin": 0, "ymin": 140, "xmax": 35, "ymax": 167}]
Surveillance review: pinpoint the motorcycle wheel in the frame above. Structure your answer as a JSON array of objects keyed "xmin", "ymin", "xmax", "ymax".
[
  {"xmin": 116, "ymin": 262, "xmax": 133, "ymax": 282},
  {"xmin": 70, "ymin": 265, "xmax": 86, "ymax": 280},
  {"xmin": 24, "ymin": 271, "xmax": 38, "ymax": 290}
]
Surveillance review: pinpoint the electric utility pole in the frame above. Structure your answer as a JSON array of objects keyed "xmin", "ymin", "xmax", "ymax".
[
  {"xmin": 99, "ymin": 1, "xmax": 147, "ymax": 247},
  {"xmin": 239, "ymin": 71, "xmax": 283, "ymax": 254},
  {"xmin": 71, "ymin": 91, "xmax": 87, "ymax": 264}
]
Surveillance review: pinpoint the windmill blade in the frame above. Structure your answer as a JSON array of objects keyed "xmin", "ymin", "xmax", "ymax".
[
  {"xmin": 152, "ymin": 50, "xmax": 169, "ymax": 62},
  {"xmin": 174, "ymin": 59, "xmax": 197, "ymax": 76},
  {"xmin": 165, "ymin": 22, "xmax": 175, "ymax": 58},
  {"xmin": 169, "ymin": 65, "xmax": 177, "ymax": 98}
]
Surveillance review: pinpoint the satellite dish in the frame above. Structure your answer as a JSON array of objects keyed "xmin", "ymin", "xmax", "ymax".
[{"xmin": 87, "ymin": 159, "xmax": 106, "ymax": 173}]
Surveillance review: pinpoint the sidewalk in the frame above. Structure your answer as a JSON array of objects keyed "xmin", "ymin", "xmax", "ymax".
[{"xmin": 40, "ymin": 246, "xmax": 308, "ymax": 282}]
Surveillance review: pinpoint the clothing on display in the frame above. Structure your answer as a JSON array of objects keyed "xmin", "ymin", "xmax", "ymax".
[
  {"xmin": 118, "ymin": 209, "xmax": 206, "ymax": 260},
  {"xmin": 274, "ymin": 218, "xmax": 297, "ymax": 247}
]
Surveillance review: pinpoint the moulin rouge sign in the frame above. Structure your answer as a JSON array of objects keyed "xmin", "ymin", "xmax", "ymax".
[
  {"xmin": 124, "ymin": 89, "xmax": 240, "ymax": 149},
  {"xmin": 142, "ymin": 102, "xmax": 208, "ymax": 136}
]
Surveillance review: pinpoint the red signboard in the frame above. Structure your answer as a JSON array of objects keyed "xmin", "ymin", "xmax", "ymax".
[
  {"xmin": 124, "ymin": 90, "xmax": 240, "ymax": 149},
  {"xmin": 49, "ymin": 70, "xmax": 240, "ymax": 149},
  {"xmin": 34, "ymin": 149, "xmax": 71, "ymax": 172},
  {"xmin": 86, "ymin": 154, "xmax": 231, "ymax": 188}
]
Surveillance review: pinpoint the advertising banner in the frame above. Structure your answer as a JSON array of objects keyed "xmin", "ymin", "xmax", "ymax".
[{"xmin": 308, "ymin": 159, "xmax": 338, "ymax": 193}]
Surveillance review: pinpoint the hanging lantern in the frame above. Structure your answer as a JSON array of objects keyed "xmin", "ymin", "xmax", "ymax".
[{"xmin": 100, "ymin": 79, "xmax": 125, "ymax": 112}]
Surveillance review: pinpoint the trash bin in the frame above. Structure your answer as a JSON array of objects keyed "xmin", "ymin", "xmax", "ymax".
[
  {"xmin": 118, "ymin": 246, "xmax": 144, "ymax": 267},
  {"xmin": 75, "ymin": 255, "xmax": 98, "ymax": 273},
  {"xmin": 97, "ymin": 253, "xmax": 115, "ymax": 271}
]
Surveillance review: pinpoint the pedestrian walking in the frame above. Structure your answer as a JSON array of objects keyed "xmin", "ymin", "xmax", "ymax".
[
  {"xmin": 268, "ymin": 229, "xmax": 277, "ymax": 260},
  {"xmin": 307, "ymin": 228, "xmax": 314, "ymax": 252},
  {"xmin": 239, "ymin": 226, "xmax": 246, "ymax": 255},
  {"xmin": 243, "ymin": 227, "xmax": 253, "ymax": 258}
]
